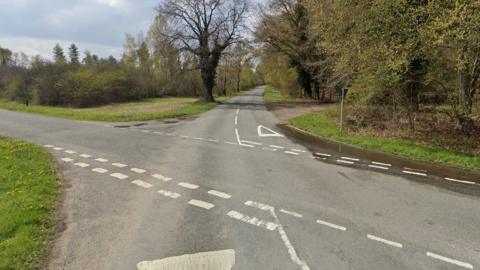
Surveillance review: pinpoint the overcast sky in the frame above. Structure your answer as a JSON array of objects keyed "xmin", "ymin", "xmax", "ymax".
[
  {"xmin": 0, "ymin": 0, "xmax": 265, "ymax": 60},
  {"xmin": 0, "ymin": 0, "xmax": 159, "ymax": 59}
]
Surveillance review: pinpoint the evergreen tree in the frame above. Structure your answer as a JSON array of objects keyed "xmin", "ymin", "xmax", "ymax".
[
  {"xmin": 53, "ymin": 43, "xmax": 66, "ymax": 64},
  {"xmin": 69, "ymin": 44, "xmax": 80, "ymax": 65}
]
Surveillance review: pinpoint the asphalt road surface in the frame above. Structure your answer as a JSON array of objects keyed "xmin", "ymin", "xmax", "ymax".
[{"xmin": 1, "ymin": 86, "xmax": 479, "ymax": 270}]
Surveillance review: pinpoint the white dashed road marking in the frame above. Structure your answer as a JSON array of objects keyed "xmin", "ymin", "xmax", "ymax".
[
  {"xmin": 426, "ymin": 252, "xmax": 473, "ymax": 269},
  {"xmin": 178, "ymin": 182, "xmax": 199, "ymax": 190},
  {"xmin": 226, "ymin": 210, "xmax": 278, "ymax": 231},
  {"xmin": 74, "ymin": 162, "xmax": 90, "ymax": 168},
  {"xmin": 188, "ymin": 199, "xmax": 215, "ymax": 210},
  {"xmin": 336, "ymin": 159, "xmax": 354, "ymax": 165},
  {"xmin": 208, "ymin": 190, "xmax": 232, "ymax": 199},
  {"xmin": 316, "ymin": 219, "xmax": 347, "ymax": 231},
  {"xmin": 234, "ymin": 115, "xmax": 238, "ymax": 125},
  {"xmin": 65, "ymin": 150, "xmax": 76, "ymax": 154},
  {"xmin": 157, "ymin": 189, "xmax": 181, "ymax": 199},
  {"xmin": 270, "ymin": 145, "xmax": 285, "ymax": 149},
  {"xmin": 242, "ymin": 140, "xmax": 262, "ymax": 146},
  {"xmin": 224, "ymin": 141, "xmax": 237, "ymax": 145},
  {"xmin": 208, "ymin": 139, "xmax": 219, "ymax": 142},
  {"xmin": 315, "ymin": 152, "xmax": 331, "ymax": 157},
  {"xmin": 284, "ymin": 151, "xmax": 300, "ymax": 156},
  {"xmin": 279, "ymin": 209, "xmax": 303, "ymax": 218},
  {"xmin": 110, "ymin": 173, "xmax": 128, "ymax": 180},
  {"xmin": 112, "ymin": 163, "xmax": 128, "ymax": 168},
  {"xmin": 245, "ymin": 200, "xmax": 274, "ymax": 211},
  {"xmin": 152, "ymin": 174, "xmax": 172, "ymax": 182},
  {"xmin": 61, "ymin": 157, "xmax": 74, "ymax": 163},
  {"xmin": 372, "ymin": 161, "xmax": 392, "ymax": 167},
  {"xmin": 262, "ymin": 147, "xmax": 278, "ymax": 152},
  {"xmin": 341, "ymin": 156, "xmax": 360, "ymax": 162},
  {"xmin": 95, "ymin": 158, "xmax": 108, "ymax": 163},
  {"xmin": 80, "ymin": 154, "xmax": 92, "ymax": 158},
  {"xmin": 444, "ymin": 177, "xmax": 475, "ymax": 185},
  {"xmin": 131, "ymin": 168, "xmax": 146, "ymax": 174},
  {"xmin": 180, "ymin": 135, "xmax": 189, "ymax": 139},
  {"xmin": 53, "ymin": 147, "xmax": 64, "ymax": 151},
  {"xmin": 193, "ymin": 137, "xmax": 205, "ymax": 141},
  {"xmin": 368, "ymin": 164, "xmax": 390, "ymax": 170},
  {"xmin": 291, "ymin": 149, "xmax": 306, "ymax": 153},
  {"xmin": 131, "ymin": 180, "xmax": 153, "ymax": 189},
  {"xmin": 92, "ymin": 168, "xmax": 108, "ymax": 174},
  {"xmin": 402, "ymin": 170, "xmax": 427, "ymax": 177},
  {"xmin": 153, "ymin": 131, "xmax": 163, "ymax": 135},
  {"xmin": 44, "ymin": 145, "xmax": 54, "ymax": 148},
  {"xmin": 367, "ymin": 234, "xmax": 403, "ymax": 248}
]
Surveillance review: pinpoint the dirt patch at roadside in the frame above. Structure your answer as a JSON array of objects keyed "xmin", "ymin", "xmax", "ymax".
[{"xmin": 265, "ymin": 101, "xmax": 332, "ymax": 124}]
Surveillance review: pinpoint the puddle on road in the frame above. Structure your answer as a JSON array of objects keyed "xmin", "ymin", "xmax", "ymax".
[{"xmin": 279, "ymin": 124, "xmax": 480, "ymax": 183}]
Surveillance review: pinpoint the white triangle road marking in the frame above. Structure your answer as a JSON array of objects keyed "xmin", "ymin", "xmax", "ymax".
[{"xmin": 257, "ymin": 125, "xmax": 284, "ymax": 138}]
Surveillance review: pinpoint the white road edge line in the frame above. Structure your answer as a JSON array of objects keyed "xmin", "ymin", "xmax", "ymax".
[
  {"xmin": 234, "ymin": 115, "xmax": 238, "ymax": 125},
  {"xmin": 285, "ymin": 151, "xmax": 300, "ymax": 156},
  {"xmin": 95, "ymin": 158, "xmax": 108, "ymax": 163},
  {"xmin": 279, "ymin": 209, "xmax": 303, "ymax": 218},
  {"xmin": 208, "ymin": 190, "xmax": 232, "ymax": 199},
  {"xmin": 402, "ymin": 170, "xmax": 427, "ymax": 177},
  {"xmin": 426, "ymin": 252, "xmax": 473, "ymax": 269},
  {"xmin": 188, "ymin": 199, "xmax": 215, "ymax": 210},
  {"xmin": 291, "ymin": 149, "xmax": 307, "ymax": 153},
  {"xmin": 444, "ymin": 177, "xmax": 475, "ymax": 185},
  {"xmin": 367, "ymin": 234, "xmax": 403, "ymax": 248},
  {"xmin": 368, "ymin": 164, "xmax": 390, "ymax": 170},
  {"xmin": 316, "ymin": 219, "xmax": 347, "ymax": 231}
]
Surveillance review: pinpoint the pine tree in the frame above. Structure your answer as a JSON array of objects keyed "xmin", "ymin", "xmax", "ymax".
[
  {"xmin": 53, "ymin": 43, "xmax": 66, "ymax": 64},
  {"xmin": 69, "ymin": 43, "xmax": 80, "ymax": 64}
]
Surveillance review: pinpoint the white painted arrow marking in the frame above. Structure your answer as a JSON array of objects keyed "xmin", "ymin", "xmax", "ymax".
[
  {"xmin": 257, "ymin": 125, "xmax": 284, "ymax": 137},
  {"xmin": 137, "ymin": 249, "xmax": 235, "ymax": 270}
]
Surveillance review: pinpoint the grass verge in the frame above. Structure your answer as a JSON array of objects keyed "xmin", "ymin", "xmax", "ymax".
[
  {"xmin": 263, "ymin": 85, "xmax": 305, "ymax": 102},
  {"xmin": 0, "ymin": 138, "xmax": 60, "ymax": 269},
  {"xmin": 0, "ymin": 97, "xmax": 218, "ymax": 122},
  {"xmin": 290, "ymin": 109, "xmax": 480, "ymax": 171}
]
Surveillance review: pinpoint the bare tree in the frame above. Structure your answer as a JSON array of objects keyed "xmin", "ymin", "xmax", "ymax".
[{"xmin": 157, "ymin": 0, "xmax": 249, "ymax": 101}]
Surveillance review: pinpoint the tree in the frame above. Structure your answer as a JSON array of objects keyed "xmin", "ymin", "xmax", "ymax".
[
  {"xmin": 423, "ymin": 0, "xmax": 480, "ymax": 133},
  {"xmin": 53, "ymin": 43, "xmax": 66, "ymax": 64},
  {"xmin": 69, "ymin": 44, "xmax": 80, "ymax": 65},
  {"xmin": 0, "ymin": 46, "xmax": 13, "ymax": 66},
  {"xmin": 157, "ymin": 0, "xmax": 249, "ymax": 101}
]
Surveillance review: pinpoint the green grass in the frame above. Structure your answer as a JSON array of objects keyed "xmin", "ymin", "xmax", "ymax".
[
  {"xmin": 0, "ymin": 138, "xmax": 60, "ymax": 269},
  {"xmin": 263, "ymin": 86, "xmax": 304, "ymax": 102},
  {"xmin": 0, "ymin": 97, "xmax": 218, "ymax": 122},
  {"xmin": 290, "ymin": 110, "xmax": 480, "ymax": 171}
]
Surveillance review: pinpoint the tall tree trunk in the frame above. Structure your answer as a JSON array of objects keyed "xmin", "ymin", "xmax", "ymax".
[{"xmin": 201, "ymin": 67, "xmax": 216, "ymax": 102}]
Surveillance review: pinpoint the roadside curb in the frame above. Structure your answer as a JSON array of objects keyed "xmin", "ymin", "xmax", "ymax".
[{"xmin": 282, "ymin": 124, "xmax": 480, "ymax": 185}]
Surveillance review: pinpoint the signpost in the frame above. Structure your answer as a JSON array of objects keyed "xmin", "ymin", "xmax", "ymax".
[{"xmin": 336, "ymin": 87, "xmax": 348, "ymax": 132}]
